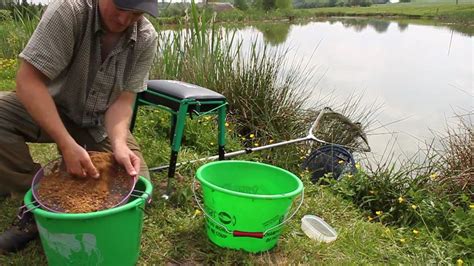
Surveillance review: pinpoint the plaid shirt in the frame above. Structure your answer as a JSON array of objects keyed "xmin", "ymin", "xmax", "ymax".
[{"xmin": 19, "ymin": 0, "xmax": 158, "ymax": 142}]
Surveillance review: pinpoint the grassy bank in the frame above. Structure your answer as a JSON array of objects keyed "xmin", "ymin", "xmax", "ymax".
[
  {"xmin": 0, "ymin": 2, "xmax": 471, "ymax": 264},
  {"xmin": 299, "ymin": 3, "xmax": 474, "ymax": 23},
  {"xmin": 0, "ymin": 110, "xmax": 470, "ymax": 264},
  {"xmin": 208, "ymin": 3, "xmax": 474, "ymax": 25}
]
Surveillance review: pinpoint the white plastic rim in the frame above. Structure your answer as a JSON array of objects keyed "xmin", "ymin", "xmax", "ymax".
[{"xmin": 301, "ymin": 215, "xmax": 337, "ymax": 243}]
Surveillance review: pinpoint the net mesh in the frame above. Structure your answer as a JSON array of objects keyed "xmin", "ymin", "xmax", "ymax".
[
  {"xmin": 311, "ymin": 109, "xmax": 371, "ymax": 153},
  {"xmin": 301, "ymin": 108, "xmax": 369, "ymax": 182}
]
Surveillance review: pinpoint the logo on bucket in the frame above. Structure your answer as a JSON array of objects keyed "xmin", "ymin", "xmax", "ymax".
[{"xmin": 218, "ymin": 211, "xmax": 235, "ymax": 225}]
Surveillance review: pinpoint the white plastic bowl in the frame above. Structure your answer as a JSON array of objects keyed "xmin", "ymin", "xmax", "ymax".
[{"xmin": 301, "ymin": 215, "xmax": 338, "ymax": 243}]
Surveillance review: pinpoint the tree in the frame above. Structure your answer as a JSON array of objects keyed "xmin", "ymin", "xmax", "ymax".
[
  {"xmin": 262, "ymin": 0, "xmax": 275, "ymax": 10},
  {"xmin": 275, "ymin": 0, "xmax": 291, "ymax": 9}
]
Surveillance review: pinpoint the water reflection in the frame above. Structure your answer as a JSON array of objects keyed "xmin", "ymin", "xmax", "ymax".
[
  {"xmin": 254, "ymin": 23, "xmax": 292, "ymax": 46},
  {"xmin": 397, "ymin": 22, "xmax": 409, "ymax": 32},
  {"xmin": 252, "ymin": 18, "xmax": 472, "ymax": 45},
  {"xmin": 339, "ymin": 18, "xmax": 391, "ymax": 33},
  {"xmin": 240, "ymin": 18, "xmax": 473, "ymax": 160}
]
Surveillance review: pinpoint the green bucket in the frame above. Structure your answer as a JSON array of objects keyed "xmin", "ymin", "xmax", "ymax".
[
  {"xmin": 23, "ymin": 176, "xmax": 153, "ymax": 265},
  {"xmin": 195, "ymin": 160, "xmax": 304, "ymax": 253}
]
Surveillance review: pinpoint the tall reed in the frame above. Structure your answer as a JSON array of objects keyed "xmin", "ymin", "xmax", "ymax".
[
  {"xmin": 151, "ymin": 1, "xmax": 315, "ymax": 143},
  {"xmin": 0, "ymin": 5, "xmax": 42, "ymax": 58}
]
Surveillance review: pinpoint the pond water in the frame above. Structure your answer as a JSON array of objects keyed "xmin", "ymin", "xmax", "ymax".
[{"xmin": 230, "ymin": 18, "xmax": 473, "ymax": 162}]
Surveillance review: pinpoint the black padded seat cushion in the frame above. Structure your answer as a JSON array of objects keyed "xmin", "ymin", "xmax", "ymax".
[
  {"xmin": 138, "ymin": 80, "xmax": 226, "ymax": 112},
  {"xmin": 147, "ymin": 80, "xmax": 225, "ymax": 100}
]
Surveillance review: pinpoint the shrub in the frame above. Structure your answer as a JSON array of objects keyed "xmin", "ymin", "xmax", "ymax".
[
  {"xmin": 433, "ymin": 113, "xmax": 473, "ymax": 199},
  {"xmin": 0, "ymin": 5, "xmax": 43, "ymax": 58},
  {"xmin": 262, "ymin": 0, "xmax": 276, "ymax": 10},
  {"xmin": 324, "ymin": 112, "xmax": 473, "ymax": 262},
  {"xmin": 0, "ymin": 9, "xmax": 12, "ymax": 21},
  {"xmin": 234, "ymin": 0, "xmax": 249, "ymax": 10},
  {"xmin": 158, "ymin": 3, "xmax": 189, "ymax": 17}
]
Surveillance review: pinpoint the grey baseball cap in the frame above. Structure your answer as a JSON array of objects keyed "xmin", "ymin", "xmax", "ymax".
[{"xmin": 113, "ymin": 0, "xmax": 158, "ymax": 17}]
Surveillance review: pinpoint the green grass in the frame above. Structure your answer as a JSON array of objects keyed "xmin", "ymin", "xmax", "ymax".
[
  {"xmin": 304, "ymin": 3, "xmax": 474, "ymax": 22},
  {"xmin": 210, "ymin": 2, "xmax": 474, "ymax": 24},
  {"xmin": 0, "ymin": 58, "xmax": 17, "ymax": 91},
  {"xmin": 300, "ymin": 0, "xmax": 472, "ymax": 4},
  {"xmin": 411, "ymin": 0, "xmax": 471, "ymax": 3},
  {"xmin": 0, "ymin": 102, "xmax": 470, "ymax": 264},
  {"xmin": 0, "ymin": 162, "xmax": 462, "ymax": 264}
]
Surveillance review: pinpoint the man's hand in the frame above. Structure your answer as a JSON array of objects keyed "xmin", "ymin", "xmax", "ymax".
[
  {"xmin": 113, "ymin": 145, "xmax": 140, "ymax": 178},
  {"xmin": 105, "ymin": 91, "xmax": 139, "ymax": 178},
  {"xmin": 61, "ymin": 142, "xmax": 99, "ymax": 178},
  {"xmin": 16, "ymin": 60, "xmax": 100, "ymax": 178}
]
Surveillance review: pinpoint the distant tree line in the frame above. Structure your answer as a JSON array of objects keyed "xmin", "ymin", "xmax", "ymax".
[
  {"xmin": 292, "ymin": 0, "xmax": 393, "ymax": 9},
  {"xmin": 233, "ymin": 0, "xmax": 400, "ymax": 11}
]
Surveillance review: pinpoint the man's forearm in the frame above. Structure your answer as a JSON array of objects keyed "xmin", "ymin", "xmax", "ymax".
[
  {"xmin": 105, "ymin": 91, "xmax": 135, "ymax": 150},
  {"xmin": 16, "ymin": 61, "xmax": 75, "ymax": 150}
]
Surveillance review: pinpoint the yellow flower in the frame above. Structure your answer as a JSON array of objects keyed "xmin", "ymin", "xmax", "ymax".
[
  {"xmin": 194, "ymin": 209, "xmax": 202, "ymax": 216},
  {"xmin": 399, "ymin": 238, "xmax": 406, "ymax": 243},
  {"xmin": 254, "ymin": 143, "xmax": 259, "ymax": 147},
  {"xmin": 457, "ymin": 258, "xmax": 464, "ymax": 266},
  {"xmin": 269, "ymin": 139, "xmax": 274, "ymax": 143},
  {"xmin": 355, "ymin": 162, "xmax": 361, "ymax": 170},
  {"xmin": 412, "ymin": 229, "xmax": 419, "ymax": 235},
  {"xmin": 469, "ymin": 204, "xmax": 474, "ymax": 209},
  {"xmin": 430, "ymin": 173, "xmax": 438, "ymax": 181},
  {"xmin": 367, "ymin": 216, "xmax": 374, "ymax": 221},
  {"xmin": 338, "ymin": 160, "xmax": 344, "ymax": 164},
  {"xmin": 249, "ymin": 134, "xmax": 255, "ymax": 139},
  {"xmin": 241, "ymin": 137, "xmax": 246, "ymax": 141},
  {"xmin": 225, "ymin": 122, "xmax": 229, "ymax": 127},
  {"xmin": 376, "ymin": 211, "xmax": 383, "ymax": 216},
  {"xmin": 398, "ymin": 196, "xmax": 405, "ymax": 204},
  {"xmin": 210, "ymin": 142, "xmax": 214, "ymax": 146},
  {"xmin": 346, "ymin": 174, "xmax": 353, "ymax": 178},
  {"xmin": 411, "ymin": 204, "xmax": 417, "ymax": 210}
]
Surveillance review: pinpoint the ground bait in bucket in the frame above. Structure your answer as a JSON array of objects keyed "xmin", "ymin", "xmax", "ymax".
[{"xmin": 35, "ymin": 151, "xmax": 134, "ymax": 213}]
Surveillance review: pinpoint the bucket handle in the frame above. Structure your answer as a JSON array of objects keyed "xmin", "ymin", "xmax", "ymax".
[
  {"xmin": 17, "ymin": 201, "xmax": 41, "ymax": 220},
  {"xmin": 192, "ymin": 177, "xmax": 304, "ymax": 239},
  {"xmin": 131, "ymin": 189, "xmax": 152, "ymax": 205}
]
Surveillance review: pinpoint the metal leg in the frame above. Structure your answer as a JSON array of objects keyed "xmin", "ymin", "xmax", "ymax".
[
  {"xmin": 217, "ymin": 103, "xmax": 227, "ymax": 160},
  {"xmin": 169, "ymin": 113, "xmax": 177, "ymax": 146},
  {"xmin": 165, "ymin": 103, "xmax": 188, "ymax": 196}
]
